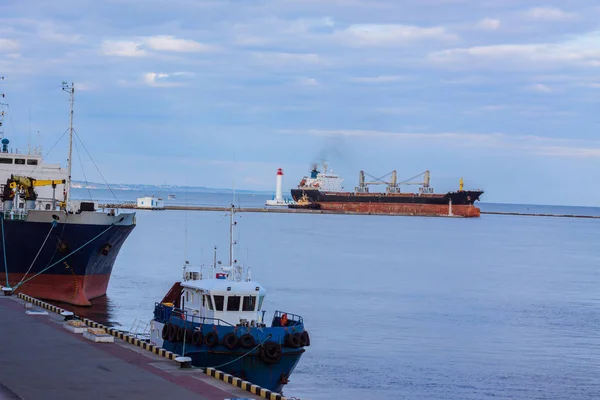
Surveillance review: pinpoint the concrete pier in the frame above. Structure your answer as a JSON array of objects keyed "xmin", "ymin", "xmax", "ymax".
[{"xmin": 0, "ymin": 295, "xmax": 261, "ymax": 400}]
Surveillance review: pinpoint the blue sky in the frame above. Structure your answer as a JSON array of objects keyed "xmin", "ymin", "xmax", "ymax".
[{"xmin": 0, "ymin": 0, "xmax": 599, "ymax": 205}]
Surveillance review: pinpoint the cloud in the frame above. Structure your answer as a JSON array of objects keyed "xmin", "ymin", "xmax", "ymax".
[
  {"xmin": 251, "ymin": 52, "xmax": 325, "ymax": 67},
  {"xmin": 297, "ymin": 77, "xmax": 319, "ymax": 86},
  {"xmin": 144, "ymin": 35, "xmax": 215, "ymax": 52},
  {"xmin": 523, "ymin": 7, "xmax": 577, "ymax": 21},
  {"xmin": 475, "ymin": 18, "xmax": 500, "ymax": 30},
  {"xmin": 101, "ymin": 35, "xmax": 215, "ymax": 57},
  {"xmin": 529, "ymin": 83, "xmax": 552, "ymax": 93},
  {"xmin": 0, "ymin": 39, "xmax": 19, "ymax": 52},
  {"xmin": 142, "ymin": 71, "xmax": 194, "ymax": 87},
  {"xmin": 102, "ymin": 40, "xmax": 147, "ymax": 57},
  {"xmin": 589, "ymin": 83, "xmax": 600, "ymax": 88},
  {"xmin": 279, "ymin": 129, "xmax": 600, "ymax": 158},
  {"xmin": 334, "ymin": 24, "xmax": 457, "ymax": 46},
  {"xmin": 350, "ymin": 75, "xmax": 406, "ymax": 83},
  {"xmin": 428, "ymin": 30, "xmax": 600, "ymax": 69}
]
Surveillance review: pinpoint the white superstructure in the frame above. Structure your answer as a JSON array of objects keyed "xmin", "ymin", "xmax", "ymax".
[{"xmin": 297, "ymin": 162, "xmax": 344, "ymax": 192}]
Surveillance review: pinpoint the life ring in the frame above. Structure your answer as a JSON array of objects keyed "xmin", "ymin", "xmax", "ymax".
[
  {"xmin": 260, "ymin": 341, "xmax": 282, "ymax": 364},
  {"xmin": 192, "ymin": 330, "xmax": 203, "ymax": 346},
  {"xmin": 222, "ymin": 332, "xmax": 239, "ymax": 350},
  {"xmin": 239, "ymin": 333, "xmax": 256, "ymax": 349},
  {"xmin": 205, "ymin": 331, "xmax": 219, "ymax": 347},
  {"xmin": 168, "ymin": 323, "xmax": 178, "ymax": 342},
  {"xmin": 280, "ymin": 313, "xmax": 288, "ymax": 326},
  {"xmin": 161, "ymin": 323, "xmax": 170, "ymax": 340},
  {"xmin": 300, "ymin": 331, "xmax": 310, "ymax": 347},
  {"xmin": 284, "ymin": 333, "xmax": 301, "ymax": 348}
]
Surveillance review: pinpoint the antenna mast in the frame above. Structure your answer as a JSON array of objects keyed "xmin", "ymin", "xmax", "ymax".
[
  {"xmin": 61, "ymin": 81, "xmax": 74, "ymax": 211},
  {"xmin": 0, "ymin": 76, "xmax": 6, "ymax": 139},
  {"xmin": 229, "ymin": 204, "xmax": 234, "ymax": 266}
]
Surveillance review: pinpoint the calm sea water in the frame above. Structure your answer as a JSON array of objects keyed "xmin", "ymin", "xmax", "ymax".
[{"xmin": 70, "ymin": 189, "xmax": 600, "ymax": 399}]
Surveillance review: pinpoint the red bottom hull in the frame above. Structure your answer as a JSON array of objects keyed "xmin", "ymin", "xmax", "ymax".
[
  {"xmin": 318, "ymin": 202, "xmax": 481, "ymax": 217},
  {"xmin": 7, "ymin": 273, "xmax": 110, "ymax": 306}
]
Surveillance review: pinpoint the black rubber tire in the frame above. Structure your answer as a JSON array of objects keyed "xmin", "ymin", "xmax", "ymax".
[
  {"xmin": 176, "ymin": 325, "xmax": 184, "ymax": 342},
  {"xmin": 161, "ymin": 323, "xmax": 170, "ymax": 340},
  {"xmin": 300, "ymin": 330, "xmax": 310, "ymax": 347},
  {"xmin": 185, "ymin": 329, "xmax": 194, "ymax": 343},
  {"xmin": 260, "ymin": 341, "xmax": 282, "ymax": 364},
  {"xmin": 222, "ymin": 332, "xmax": 239, "ymax": 350},
  {"xmin": 239, "ymin": 333, "xmax": 255, "ymax": 349},
  {"xmin": 192, "ymin": 330, "xmax": 203, "ymax": 346},
  {"xmin": 205, "ymin": 331, "xmax": 219, "ymax": 347},
  {"xmin": 284, "ymin": 333, "xmax": 301, "ymax": 348},
  {"xmin": 168, "ymin": 323, "xmax": 177, "ymax": 342}
]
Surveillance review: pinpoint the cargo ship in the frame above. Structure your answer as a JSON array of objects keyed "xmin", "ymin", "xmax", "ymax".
[
  {"xmin": 289, "ymin": 163, "xmax": 483, "ymax": 217},
  {"xmin": 0, "ymin": 80, "xmax": 135, "ymax": 306}
]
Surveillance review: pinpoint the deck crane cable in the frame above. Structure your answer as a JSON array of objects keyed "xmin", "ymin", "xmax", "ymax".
[
  {"xmin": 397, "ymin": 170, "xmax": 428, "ymax": 185},
  {"xmin": 13, "ymin": 223, "xmax": 115, "ymax": 289},
  {"xmin": 363, "ymin": 170, "xmax": 395, "ymax": 184},
  {"xmin": 14, "ymin": 220, "xmax": 58, "ymax": 288},
  {"xmin": 26, "ymin": 129, "xmax": 68, "ymax": 176},
  {"xmin": 72, "ymin": 134, "xmax": 93, "ymax": 201},
  {"xmin": 73, "ymin": 129, "xmax": 121, "ymax": 207}
]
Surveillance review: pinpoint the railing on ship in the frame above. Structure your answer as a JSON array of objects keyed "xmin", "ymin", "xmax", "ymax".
[
  {"xmin": 1, "ymin": 210, "xmax": 28, "ymax": 221},
  {"xmin": 154, "ymin": 302, "xmax": 303, "ymax": 328},
  {"xmin": 272, "ymin": 310, "xmax": 303, "ymax": 327}
]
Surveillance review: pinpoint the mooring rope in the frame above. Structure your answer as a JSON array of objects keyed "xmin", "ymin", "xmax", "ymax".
[
  {"xmin": 15, "ymin": 220, "xmax": 58, "ymax": 288},
  {"xmin": 199, "ymin": 333, "xmax": 272, "ymax": 370},
  {"xmin": 13, "ymin": 223, "xmax": 115, "ymax": 290},
  {"xmin": 1, "ymin": 216, "xmax": 9, "ymax": 288}
]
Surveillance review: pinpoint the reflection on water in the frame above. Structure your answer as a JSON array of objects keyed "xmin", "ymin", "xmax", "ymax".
[{"xmin": 48, "ymin": 295, "xmax": 118, "ymax": 328}]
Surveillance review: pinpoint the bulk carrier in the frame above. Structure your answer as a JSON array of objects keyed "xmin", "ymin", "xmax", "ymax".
[{"xmin": 290, "ymin": 163, "xmax": 484, "ymax": 217}]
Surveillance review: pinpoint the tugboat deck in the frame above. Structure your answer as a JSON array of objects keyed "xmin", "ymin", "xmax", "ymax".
[{"xmin": 0, "ymin": 296, "xmax": 259, "ymax": 400}]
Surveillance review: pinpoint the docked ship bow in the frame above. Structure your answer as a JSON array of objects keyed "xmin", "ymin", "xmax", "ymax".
[{"xmin": 2, "ymin": 208, "xmax": 135, "ymax": 306}]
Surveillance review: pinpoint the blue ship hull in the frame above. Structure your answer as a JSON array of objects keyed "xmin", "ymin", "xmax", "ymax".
[
  {"xmin": 1, "ymin": 211, "xmax": 135, "ymax": 305},
  {"xmin": 154, "ymin": 303, "xmax": 308, "ymax": 393}
]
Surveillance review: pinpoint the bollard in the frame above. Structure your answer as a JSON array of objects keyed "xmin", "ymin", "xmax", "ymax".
[{"xmin": 2, "ymin": 286, "xmax": 12, "ymax": 296}]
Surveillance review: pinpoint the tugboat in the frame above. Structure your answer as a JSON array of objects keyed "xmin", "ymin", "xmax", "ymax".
[
  {"xmin": 149, "ymin": 204, "xmax": 310, "ymax": 393},
  {"xmin": 287, "ymin": 193, "xmax": 320, "ymax": 210}
]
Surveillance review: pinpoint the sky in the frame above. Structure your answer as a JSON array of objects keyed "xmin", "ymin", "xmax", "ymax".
[{"xmin": 0, "ymin": 0, "xmax": 599, "ymax": 206}]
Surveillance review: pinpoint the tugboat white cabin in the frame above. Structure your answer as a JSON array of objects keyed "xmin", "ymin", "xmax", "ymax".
[{"xmin": 180, "ymin": 265, "xmax": 267, "ymax": 327}]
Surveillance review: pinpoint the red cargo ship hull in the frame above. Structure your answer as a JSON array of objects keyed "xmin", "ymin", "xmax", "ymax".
[{"xmin": 317, "ymin": 202, "xmax": 480, "ymax": 217}]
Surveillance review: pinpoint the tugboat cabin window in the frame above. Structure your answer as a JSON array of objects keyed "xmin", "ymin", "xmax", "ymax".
[
  {"xmin": 14, "ymin": 158, "xmax": 25, "ymax": 165},
  {"xmin": 242, "ymin": 295, "xmax": 256, "ymax": 311},
  {"xmin": 227, "ymin": 295, "xmax": 241, "ymax": 311},
  {"xmin": 213, "ymin": 295, "xmax": 224, "ymax": 311},
  {"xmin": 257, "ymin": 295, "xmax": 265, "ymax": 311},
  {"xmin": 205, "ymin": 295, "xmax": 214, "ymax": 311},
  {"xmin": 0, "ymin": 158, "xmax": 12, "ymax": 164},
  {"xmin": 27, "ymin": 159, "xmax": 38, "ymax": 165}
]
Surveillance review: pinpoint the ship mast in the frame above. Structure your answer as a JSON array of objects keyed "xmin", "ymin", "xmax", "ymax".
[
  {"xmin": 61, "ymin": 82, "xmax": 74, "ymax": 211},
  {"xmin": 229, "ymin": 203, "xmax": 234, "ymax": 266}
]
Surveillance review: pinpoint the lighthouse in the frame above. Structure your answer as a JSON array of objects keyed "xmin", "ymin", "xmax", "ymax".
[
  {"xmin": 266, "ymin": 168, "xmax": 293, "ymax": 206},
  {"xmin": 275, "ymin": 168, "xmax": 283, "ymax": 202}
]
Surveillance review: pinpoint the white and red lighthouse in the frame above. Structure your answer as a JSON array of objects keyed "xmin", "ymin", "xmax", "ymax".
[
  {"xmin": 275, "ymin": 168, "xmax": 284, "ymax": 202},
  {"xmin": 265, "ymin": 168, "xmax": 290, "ymax": 206}
]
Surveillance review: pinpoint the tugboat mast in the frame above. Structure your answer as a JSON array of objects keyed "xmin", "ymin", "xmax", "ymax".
[
  {"xmin": 229, "ymin": 203, "xmax": 234, "ymax": 266},
  {"xmin": 61, "ymin": 81, "xmax": 74, "ymax": 212}
]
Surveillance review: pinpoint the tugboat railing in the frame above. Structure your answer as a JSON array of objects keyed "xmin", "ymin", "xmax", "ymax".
[
  {"xmin": 154, "ymin": 302, "xmax": 235, "ymax": 327},
  {"xmin": 272, "ymin": 310, "xmax": 303, "ymax": 327}
]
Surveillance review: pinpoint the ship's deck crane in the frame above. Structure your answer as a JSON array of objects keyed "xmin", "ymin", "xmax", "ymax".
[
  {"xmin": 356, "ymin": 170, "xmax": 433, "ymax": 194},
  {"xmin": 2, "ymin": 175, "xmax": 66, "ymax": 209}
]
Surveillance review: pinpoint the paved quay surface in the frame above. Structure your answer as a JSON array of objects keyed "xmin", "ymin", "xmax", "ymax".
[{"xmin": 0, "ymin": 296, "xmax": 256, "ymax": 400}]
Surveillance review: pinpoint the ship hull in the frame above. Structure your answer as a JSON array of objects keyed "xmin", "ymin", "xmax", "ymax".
[
  {"xmin": 291, "ymin": 189, "xmax": 483, "ymax": 217},
  {"xmin": 1, "ymin": 210, "xmax": 135, "ymax": 306}
]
